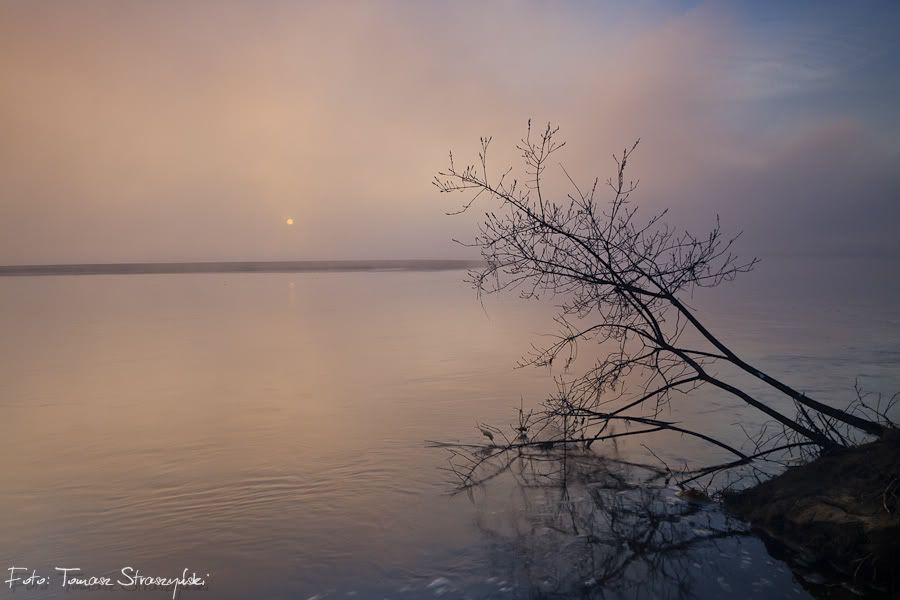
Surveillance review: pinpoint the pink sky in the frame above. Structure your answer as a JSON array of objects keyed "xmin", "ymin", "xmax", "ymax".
[{"xmin": 1, "ymin": 1, "xmax": 898, "ymax": 263}]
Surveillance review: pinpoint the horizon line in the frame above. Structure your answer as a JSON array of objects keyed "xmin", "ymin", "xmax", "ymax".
[{"xmin": 0, "ymin": 259, "xmax": 485, "ymax": 277}]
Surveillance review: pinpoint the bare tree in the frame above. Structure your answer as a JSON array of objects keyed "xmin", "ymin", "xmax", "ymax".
[{"xmin": 434, "ymin": 122, "xmax": 890, "ymax": 486}]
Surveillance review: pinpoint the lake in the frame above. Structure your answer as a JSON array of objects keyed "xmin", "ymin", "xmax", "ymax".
[{"xmin": 2, "ymin": 258, "xmax": 898, "ymax": 599}]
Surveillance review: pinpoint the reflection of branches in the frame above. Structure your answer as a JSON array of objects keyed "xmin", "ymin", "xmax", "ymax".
[{"xmin": 462, "ymin": 448, "xmax": 751, "ymax": 598}]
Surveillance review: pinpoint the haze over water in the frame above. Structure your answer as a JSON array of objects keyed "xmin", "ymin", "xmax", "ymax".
[
  {"xmin": 1, "ymin": 258, "xmax": 898, "ymax": 598},
  {"xmin": 3, "ymin": 1, "xmax": 900, "ymax": 597}
]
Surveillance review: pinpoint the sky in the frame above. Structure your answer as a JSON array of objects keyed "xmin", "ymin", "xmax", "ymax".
[{"xmin": 1, "ymin": 0, "xmax": 898, "ymax": 264}]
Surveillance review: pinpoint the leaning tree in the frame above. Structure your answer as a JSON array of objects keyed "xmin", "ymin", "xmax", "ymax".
[{"xmin": 433, "ymin": 122, "xmax": 894, "ymax": 489}]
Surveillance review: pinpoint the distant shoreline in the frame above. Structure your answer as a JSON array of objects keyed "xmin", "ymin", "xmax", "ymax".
[{"xmin": 0, "ymin": 260, "xmax": 484, "ymax": 277}]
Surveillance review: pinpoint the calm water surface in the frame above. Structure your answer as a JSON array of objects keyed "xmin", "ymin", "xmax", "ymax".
[{"xmin": 1, "ymin": 259, "xmax": 898, "ymax": 599}]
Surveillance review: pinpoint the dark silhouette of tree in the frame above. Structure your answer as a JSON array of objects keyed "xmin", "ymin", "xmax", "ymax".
[{"xmin": 434, "ymin": 122, "xmax": 893, "ymax": 488}]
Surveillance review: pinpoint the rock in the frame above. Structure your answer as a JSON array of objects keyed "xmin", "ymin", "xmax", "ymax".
[{"xmin": 724, "ymin": 430, "xmax": 900, "ymax": 596}]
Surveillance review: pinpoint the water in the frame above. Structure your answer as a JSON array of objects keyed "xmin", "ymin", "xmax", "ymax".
[{"xmin": 1, "ymin": 258, "xmax": 898, "ymax": 599}]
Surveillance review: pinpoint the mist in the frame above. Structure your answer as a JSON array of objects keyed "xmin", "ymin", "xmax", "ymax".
[{"xmin": 1, "ymin": 1, "xmax": 898, "ymax": 264}]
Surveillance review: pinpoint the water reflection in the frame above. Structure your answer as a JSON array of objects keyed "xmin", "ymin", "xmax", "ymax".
[
  {"xmin": 0, "ymin": 262, "xmax": 895, "ymax": 598},
  {"xmin": 456, "ymin": 446, "xmax": 812, "ymax": 599}
]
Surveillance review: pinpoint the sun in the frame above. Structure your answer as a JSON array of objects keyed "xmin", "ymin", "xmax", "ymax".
[{"xmin": 285, "ymin": 217, "xmax": 294, "ymax": 225}]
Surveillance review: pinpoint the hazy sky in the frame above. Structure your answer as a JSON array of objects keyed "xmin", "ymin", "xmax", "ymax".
[{"xmin": 1, "ymin": 1, "xmax": 898, "ymax": 263}]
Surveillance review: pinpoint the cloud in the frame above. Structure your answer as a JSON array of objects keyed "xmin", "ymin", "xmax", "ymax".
[{"xmin": 0, "ymin": 1, "xmax": 897, "ymax": 263}]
